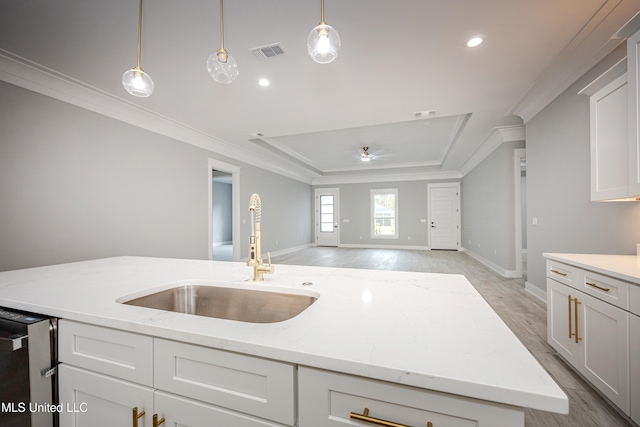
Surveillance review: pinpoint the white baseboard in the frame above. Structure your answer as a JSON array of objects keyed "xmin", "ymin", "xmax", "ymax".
[
  {"xmin": 525, "ymin": 281, "xmax": 547, "ymax": 304},
  {"xmin": 269, "ymin": 243, "xmax": 313, "ymax": 258},
  {"xmin": 339, "ymin": 243, "xmax": 431, "ymax": 250},
  {"xmin": 239, "ymin": 243, "xmax": 312, "ymax": 262},
  {"xmin": 460, "ymin": 248, "xmax": 519, "ymax": 278},
  {"xmin": 212, "ymin": 241, "xmax": 232, "ymax": 247}
]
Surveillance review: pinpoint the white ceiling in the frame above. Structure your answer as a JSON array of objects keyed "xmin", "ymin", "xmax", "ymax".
[{"xmin": 1, "ymin": 0, "xmax": 638, "ymax": 184}]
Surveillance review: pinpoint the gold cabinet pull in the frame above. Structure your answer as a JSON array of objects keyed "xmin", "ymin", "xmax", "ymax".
[
  {"xmin": 568, "ymin": 295, "xmax": 573, "ymax": 340},
  {"xmin": 350, "ymin": 407, "xmax": 433, "ymax": 427},
  {"xmin": 132, "ymin": 407, "xmax": 145, "ymax": 427},
  {"xmin": 586, "ymin": 282, "xmax": 610, "ymax": 292},
  {"xmin": 568, "ymin": 295, "xmax": 582, "ymax": 344},
  {"xmin": 153, "ymin": 414, "xmax": 165, "ymax": 427},
  {"xmin": 574, "ymin": 298, "xmax": 582, "ymax": 344},
  {"xmin": 551, "ymin": 269, "xmax": 568, "ymax": 277}
]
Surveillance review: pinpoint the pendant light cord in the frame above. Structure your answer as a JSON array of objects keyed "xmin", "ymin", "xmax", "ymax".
[
  {"xmin": 219, "ymin": 0, "xmax": 225, "ymax": 51},
  {"xmin": 136, "ymin": 0, "xmax": 143, "ymax": 69},
  {"xmin": 320, "ymin": 0, "xmax": 326, "ymax": 25}
]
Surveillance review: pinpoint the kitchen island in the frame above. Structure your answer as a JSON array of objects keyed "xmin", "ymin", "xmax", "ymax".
[{"xmin": 0, "ymin": 256, "xmax": 568, "ymax": 426}]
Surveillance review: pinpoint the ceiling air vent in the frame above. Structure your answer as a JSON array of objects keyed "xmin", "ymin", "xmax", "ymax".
[{"xmin": 250, "ymin": 43, "xmax": 287, "ymax": 60}]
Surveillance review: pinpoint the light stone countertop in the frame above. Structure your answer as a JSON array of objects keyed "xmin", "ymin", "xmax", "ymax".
[
  {"xmin": 544, "ymin": 253, "xmax": 640, "ymax": 284},
  {"xmin": 0, "ymin": 256, "xmax": 568, "ymax": 414}
]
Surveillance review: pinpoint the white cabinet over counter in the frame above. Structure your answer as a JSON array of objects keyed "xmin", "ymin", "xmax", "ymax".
[{"xmin": 581, "ymin": 12, "xmax": 640, "ymax": 201}]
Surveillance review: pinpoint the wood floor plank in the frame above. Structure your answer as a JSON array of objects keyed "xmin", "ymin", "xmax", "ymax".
[{"xmin": 271, "ymin": 247, "xmax": 634, "ymax": 427}]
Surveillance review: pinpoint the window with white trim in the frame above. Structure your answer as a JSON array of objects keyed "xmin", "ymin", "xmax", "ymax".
[{"xmin": 370, "ymin": 188, "xmax": 398, "ymax": 239}]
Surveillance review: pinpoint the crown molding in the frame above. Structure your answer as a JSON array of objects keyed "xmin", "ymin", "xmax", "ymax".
[
  {"xmin": 311, "ymin": 170, "xmax": 462, "ymax": 186},
  {"xmin": 0, "ymin": 50, "xmax": 316, "ymax": 185},
  {"xmin": 508, "ymin": 0, "xmax": 634, "ymax": 123},
  {"xmin": 460, "ymin": 125, "xmax": 525, "ymax": 177}
]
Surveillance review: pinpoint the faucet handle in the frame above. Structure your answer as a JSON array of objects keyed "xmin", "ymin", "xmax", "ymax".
[{"xmin": 261, "ymin": 252, "xmax": 274, "ymax": 275}]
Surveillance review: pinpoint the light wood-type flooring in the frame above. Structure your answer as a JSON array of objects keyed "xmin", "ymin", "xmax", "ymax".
[{"xmin": 271, "ymin": 247, "xmax": 634, "ymax": 427}]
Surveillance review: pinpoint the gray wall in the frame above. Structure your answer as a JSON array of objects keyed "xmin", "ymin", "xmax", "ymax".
[
  {"xmin": 238, "ymin": 165, "xmax": 312, "ymax": 257},
  {"xmin": 462, "ymin": 141, "xmax": 525, "ymax": 272},
  {"xmin": 0, "ymin": 81, "xmax": 312, "ymax": 271},
  {"xmin": 526, "ymin": 45, "xmax": 640, "ymax": 293},
  {"xmin": 212, "ymin": 180, "xmax": 232, "ymax": 244},
  {"xmin": 315, "ymin": 179, "xmax": 460, "ymax": 247}
]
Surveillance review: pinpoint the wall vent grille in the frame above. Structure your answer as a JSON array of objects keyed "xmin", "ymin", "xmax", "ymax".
[{"xmin": 250, "ymin": 43, "xmax": 286, "ymax": 60}]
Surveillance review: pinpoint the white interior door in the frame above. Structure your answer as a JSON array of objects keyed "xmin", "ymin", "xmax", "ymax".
[
  {"xmin": 428, "ymin": 183, "xmax": 460, "ymax": 250},
  {"xmin": 315, "ymin": 188, "xmax": 339, "ymax": 247}
]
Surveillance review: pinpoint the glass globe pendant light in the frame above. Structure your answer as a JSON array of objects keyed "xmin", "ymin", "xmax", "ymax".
[
  {"xmin": 207, "ymin": 0, "xmax": 238, "ymax": 84},
  {"xmin": 307, "ymin": 0, "xmax": 341, "ymax": 64},
  {"xmin": 122, "ymin": 0, "xmax": 154, "ymax": 97}
]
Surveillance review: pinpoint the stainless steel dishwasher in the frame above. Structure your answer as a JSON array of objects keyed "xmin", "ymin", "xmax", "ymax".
[{"xmin": 0, "ymin": 307, "xmax": 58, "ymax": 427}]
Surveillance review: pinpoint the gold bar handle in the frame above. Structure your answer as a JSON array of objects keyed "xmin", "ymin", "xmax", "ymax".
[
  {"xmin": 586, "ymin": 282, "xmax": 610, "ymax": 292},
  {"xmin": 574, "ymin": 298, "xmax": 582, "ymax": 344},
  {"xmin": 551, "ymin": 269, "xmax": 568, "ymax": 277},
  {"xmin": 568, "ymin": 295, "xmax": 574, "ymax": 340},
  {"xmin": 132, "ymin": 407, "xmax": 145, "ymax": 427},
  {"xmin": 350, "ymin": 407, "xmax": 433, "ymax": 427},
  {"xmin": 153, "ymin": 413, "xmax": 165, "ymax": 427}
]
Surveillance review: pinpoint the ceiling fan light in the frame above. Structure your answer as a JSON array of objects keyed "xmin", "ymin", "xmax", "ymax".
[
  {"xmin": 207, "ymin": 49, "xmax": 239, "ymax": 84},
  {"xmin": 307, "ymin": 23, "xmax": 340, "ymax": 64},
  {"xmin": 122, "ymin": 67, "xmax": 154, "ymax": 97},
  {"xmin": 360, "ymin": 156, "xmax": 371, "ymax": 162}
]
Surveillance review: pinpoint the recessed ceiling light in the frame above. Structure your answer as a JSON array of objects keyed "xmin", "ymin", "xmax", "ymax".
[
  {"xmin": 466, "ymin": 37, "xmax": 483, "ymax": 48},
  {"xmin": 258, "ymin": 78, "xmax": 270, "ymax": 87}
]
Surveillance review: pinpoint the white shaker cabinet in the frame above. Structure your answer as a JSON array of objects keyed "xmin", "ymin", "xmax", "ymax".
[
  {"xmin": 546, "ymin": 259, "xmax": 632, "ymax": 416},
  {"xmin": 58, "ymin": 320, "xmax": 295, "ymax": 427},
  {"xmin": 580, "ymin": 63, "xmax": 630, "ymax": 201},
  {"xmin": 59, "ymin": 364, "xmax": 154, "ymax": 427},
  {"xmin": 546, "ymin": 279, "xmax": 629, "ymax": 413},
  {"xmin": 627, "ymin": 28, "xmax": 640, "ymax": 195},
  {"xmin": 630, "ymin": 283, "xmax": 640, "ymax": 425},
  {"xmin": 298, "ymin": 366, "xmax": 524, "ymax": 427},
  {"xmin": 580, "ymin": 18, "xmax": 640, "ymax": 200},
  {"xmin": 630, "ymin": 312, "xmax": 640, "ymax": 425}
]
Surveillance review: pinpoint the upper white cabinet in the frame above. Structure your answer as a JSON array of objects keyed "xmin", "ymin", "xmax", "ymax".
[
  {"xmin": 580, "ymin": 60, "xmax": 632, "ymax": 200},
  {"xmin": 588, "ymin": 71, "xmax": 629, "ymax": 200},
  {"xmin": 627, "ymin": 28, "xmax": 640, "ymax": 195},
  {"xmin": 581, "ymin": 15, "xmax": 640, "ymax": 201}
]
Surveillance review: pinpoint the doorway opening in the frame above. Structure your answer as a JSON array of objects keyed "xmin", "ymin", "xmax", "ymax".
[
  {"xmin": 208, "ymin": 159, "xmax": 241, "ymax": 261},
  {"xmin": 514, "ymin": 148, "xmax": 526, "ymax": 279},
  {"xmin": 212, "ymin": 170, "xmax": 233, "ymax": 261}
]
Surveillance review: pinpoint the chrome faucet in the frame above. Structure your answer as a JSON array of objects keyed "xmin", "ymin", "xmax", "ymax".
[{"xmin": 247, "ymin": 193, "xmax": 274, "ymax": 281}]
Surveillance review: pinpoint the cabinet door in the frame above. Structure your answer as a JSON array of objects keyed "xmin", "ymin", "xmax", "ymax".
[
  {"xmin": 578, "ymin": 292, "xmax": 630, "ymax": 414},
  {"xmin": 298, "ymin": 367, "xmax": 524, "ymax": 427},
  {"xmin": 154, "ymin": 338, "xmax": 295, "ymax": 425},
  {"xmin": 628, "ymin": 29, "xmax": 640, "ymax": 196},
  {"xmin": 154, "ymin": 392, "xmax": 283, "ymax": 427},
  {"xmin": 630, "ymin": 313, "xmax": 640, "ymax": 424},
  {"xmin": 547, "ymin": 279, "xmax": 580, "ymax": 364},
  {"xmin": 59, "ymin": 364, "xmax": 154, "ymax": 427},
  {"xmin": 590, "ymin": 72, "xmax": 629, "ymax": 200}
]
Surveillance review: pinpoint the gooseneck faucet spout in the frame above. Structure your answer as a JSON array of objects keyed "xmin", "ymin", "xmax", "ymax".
[{"xmin": 247, "ymin": 193, "xmax": 274, "ymax": 281}]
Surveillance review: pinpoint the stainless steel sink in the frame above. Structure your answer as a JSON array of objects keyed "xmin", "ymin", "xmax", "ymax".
[{"xmin": 120, "ymin": 283, "xmax": 318, "ymax": 323}]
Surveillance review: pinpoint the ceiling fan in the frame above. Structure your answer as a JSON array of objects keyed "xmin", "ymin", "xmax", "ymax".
[
  {"xmin": 358, "ymin": 146, "xmax": 390, "ymax": 162},
  {"xmin": 360, "ymin": 146, "xmax": 373, "ymax": 162}
]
